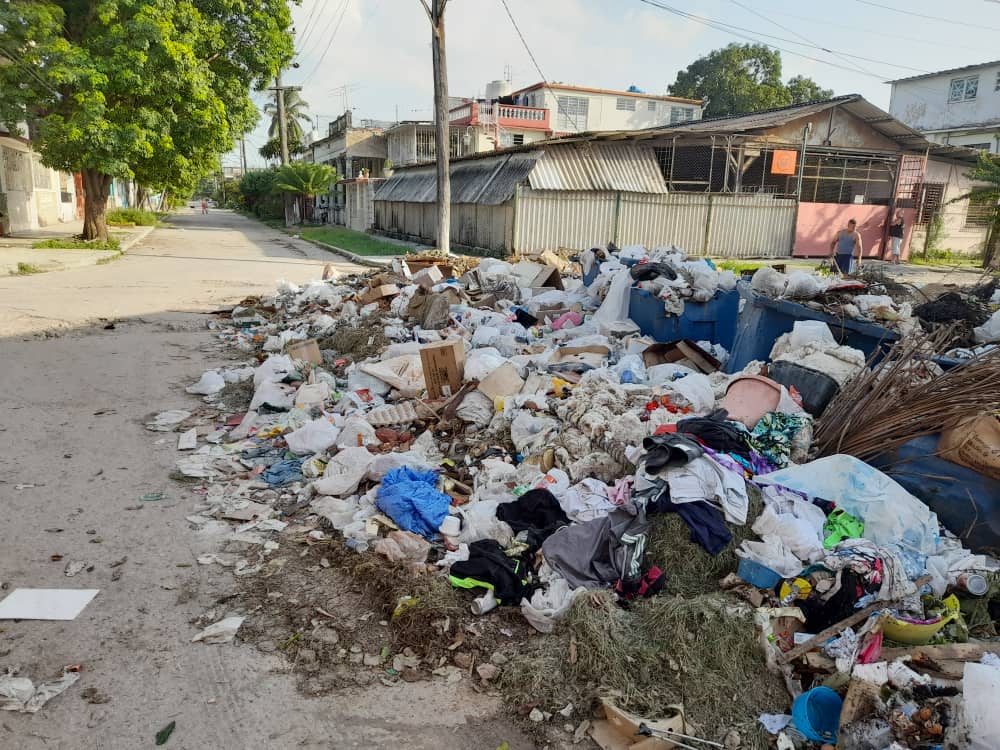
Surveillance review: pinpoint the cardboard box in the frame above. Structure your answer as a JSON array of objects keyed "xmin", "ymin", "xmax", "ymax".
[
  {"xmin": 512, "ymin": 261, "xmax": 563, "ymax": 290},
  {"xmin": 357, "ymin": 284, "xmax": 400, "ymax": 306},
  {"xmin": 549, "ymin": 344, "xmax": 610, "ymax": 369},
  {"xmin": 642, "ymin": 340, "xmax": 720, "ymax": 374},
  {"xmin": 285, "ymin": 338, "xmax": 322, "ymax": 365},
  {"xmin": 477, "ymin": 362, "xmax": 525, "ymax": 401},
  {"xmin": 411, "ymin": 265, "xmax": 444, "ymax": 289},
  {"xmin": 419, "ymin": 339, "xmax": 466, "ymax": 399},
  {"xmin": 406, "ymin": 259, "xmax": 454, "ymax": 278}
]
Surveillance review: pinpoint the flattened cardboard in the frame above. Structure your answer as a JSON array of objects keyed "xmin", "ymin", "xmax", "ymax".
[
  {"xmin": 0, "ymin": 589, "xmax": 100, "ymax": 621},
  {"xmin": 549, "ymin": 344, "xmax": 610, "ymax": 369},
  {"xmin": 411, "ymin": 265, "xmax": 443, "ymax": 289},
  {"xmin": 642, "ymin": 340, "xmax": 720, "ymax": 374},
  {"xmin": 286, "ymin": 338, "xmax": 323, "ymax": 365},
  {"xmin": 512, "ymin": 261, "xmax": 564, "ymax": 290},
  {"xmin": 477, "ymin": 363, "xmax": 524, "ymax": 401},
  {"xmin": 419, "ymin": 339, "xmax": 466, "ymax": 399},
  {"xmin": 357, "ymin": 284, "xmax": 400, "ymax": 306}
]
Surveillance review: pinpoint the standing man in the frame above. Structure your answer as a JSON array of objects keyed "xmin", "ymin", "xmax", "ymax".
[
  {"xmin": 201, "ymin": 198, "xmax": 208, "ymax": 215},
  {"xmin": 829, "ymin": 218, "xmax": 863, "ymax": 275},
  {"xmin": 888, "ymin": 211, "xmax": 904, "ymax": 264}
]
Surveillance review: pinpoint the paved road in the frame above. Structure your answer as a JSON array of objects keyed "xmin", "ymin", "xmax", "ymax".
[
  {"xmin": 0, "ymin": 211, "xmax": 532, "ymax": 749},
  {"xmin": 0, "ymin": 210, "xmax": 361, "ymax": 338}
]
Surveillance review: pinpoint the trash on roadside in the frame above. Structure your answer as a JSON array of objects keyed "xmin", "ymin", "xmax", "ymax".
[
  {"xmin": 191, "ymin": 615, "xmax": 245, "ymax": 644},
  {"xmin": 0, "ymin": 588, "xmax": 99, "ymax": 621},
  {"xmin": 0, "ymin": 667, "xmax": 80, "ymax": 713}
]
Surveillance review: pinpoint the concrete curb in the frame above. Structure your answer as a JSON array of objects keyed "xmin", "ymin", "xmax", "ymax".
[
  {"xmin": 119, "ymin": 224, "xmax": 157, "ymax": 253},
  {"xmin": 298, "ymin": 236, "xmax": 396, "ymax": 268}
]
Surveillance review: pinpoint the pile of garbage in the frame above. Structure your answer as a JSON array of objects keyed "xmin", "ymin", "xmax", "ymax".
[{"xmin": 152, "ymin": 247, "xmax": 1000, "ymax": 748}]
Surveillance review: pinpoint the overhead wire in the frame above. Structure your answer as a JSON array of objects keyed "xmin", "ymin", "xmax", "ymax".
[
  {"xmin": 299, "ymin": 0, "xmax": 351, "ymax": 86},
  {"xmin": 0, "ymin": 43, "xmax": 63, "ymax": 99},
  {"xmin": 498, "ymin": 0, "xmax": 583, "ymax": 131},
  {"xmin": 294, "ymin": 0, "xmax": 330, "ymax": 55},
  {"xmin": 854, "ymin": 0, "xmax": 1000, "ymax": 32}
]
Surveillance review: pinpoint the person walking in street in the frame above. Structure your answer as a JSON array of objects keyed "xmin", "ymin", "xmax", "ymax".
[
  {"xmin": 829, "ymin": 218, "xmax": 863, "ymax": 274},
  {"xmin": 201, "ymin": 198, "xmax": 208, "ymax": 215},
  {"xmin": 889, "ymin": 211, "xmax": 904, "ymax": 264}
]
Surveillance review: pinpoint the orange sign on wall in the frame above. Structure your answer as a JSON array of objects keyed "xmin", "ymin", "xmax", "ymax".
[{"xmin": 771, "ymin": 149, "xmax": 798, "ymax": 175}]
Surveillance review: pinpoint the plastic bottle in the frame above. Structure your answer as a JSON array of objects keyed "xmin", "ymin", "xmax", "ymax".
[{"xmin": 345, "ymin": 538, "xmax": 369, "ymax": 553}]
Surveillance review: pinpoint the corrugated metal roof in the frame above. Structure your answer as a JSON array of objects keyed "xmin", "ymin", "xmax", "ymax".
[
  {"xmin": 887, "ymin": 59, "xmax": 1000, "ymax": 84},
  {"xmin": 528, "ymin": 143, "xmax": 667, "ymax": 193},
  {"xmin": 373, "ymin": 151, "xmax": 542, "ymax": 205}
]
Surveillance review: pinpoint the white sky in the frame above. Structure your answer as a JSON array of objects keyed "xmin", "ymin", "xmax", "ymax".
[{"xmin": 227, "ymin": 0, "xmax": 1000, "ymax": 169}]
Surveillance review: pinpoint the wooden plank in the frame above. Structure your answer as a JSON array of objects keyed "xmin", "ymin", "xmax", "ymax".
[
  {"xmin": 879, "ymin": 643, "xmax": 998, "ymax": 663},
  {"xmin": 778, "ymin": 575, "xmax": 931, "ymax": 666}
]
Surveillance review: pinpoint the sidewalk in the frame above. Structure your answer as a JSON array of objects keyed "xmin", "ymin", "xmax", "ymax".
[{"xmin": 1, "ymin": 221, "xmax": 156, "ymax": 275}]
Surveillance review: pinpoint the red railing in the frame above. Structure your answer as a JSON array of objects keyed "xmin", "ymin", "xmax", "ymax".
[{"xmin": 449, "ymin": 102, "xmax": 550, "ymax": 130}]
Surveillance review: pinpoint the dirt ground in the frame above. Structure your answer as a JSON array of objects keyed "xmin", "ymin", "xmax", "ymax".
[{"xmin": 0, "ymin": 211, "xmax": 534, "ymax": 749}]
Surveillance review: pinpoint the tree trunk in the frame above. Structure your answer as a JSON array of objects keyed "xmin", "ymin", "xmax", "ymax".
[
  {"xmin": 82, "ymin": 168, "xmax": 112, "ymax": 241},
  {"xmin": 431, "ymin": 0, "xmax": 450, "ymax": 253},
  {"xmin": 984, "ymin": 216, "xmax": 1000, "ymax": 269},
  {"xmin": 136, "ymin": 186, "xmax": 148, "ymax": 211}
]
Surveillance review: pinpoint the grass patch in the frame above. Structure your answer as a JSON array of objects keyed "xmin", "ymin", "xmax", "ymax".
[
  {"xmin": 712, "ymin": 259, "xmax": 814, "ymax": 274},
  {"xmin": 14, "ymin": 262, "xmax": 44, "ymax": 275},
  {"xmin": 300, "ymin": 227, "xmax": 408, "ymax": 257},
  {"xmin": 33, "ymin": 236, "xmax": 122, "ymax": 251},
  {"xmin": 95, "ymin": 253, "xmax": 123, "ymax": 266},
  {"xmin": 106, "ymin": 208, "xmax": 163, "ymax": 226},
  {"xmin": 908, "ymin": 248, "xmax": 984, "ymax": 268}
]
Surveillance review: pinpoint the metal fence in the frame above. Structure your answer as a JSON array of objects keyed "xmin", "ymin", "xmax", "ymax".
[
  {"xmin": 373, "ymin": 200, "xmax": 513, "ymax": 255},
  {"xmin": 514, "ymin": 188, "xmax": 797, "ymax": 258}
]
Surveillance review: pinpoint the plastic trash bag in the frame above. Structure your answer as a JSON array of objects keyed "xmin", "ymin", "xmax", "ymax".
[
  {"xmin": 521, "ymin": 577, "xmax": 588, "ymax": 634},
  {"xmin": 758, "ymin": 454, "xmax": 940, "ymax": 555},
  {"xmin": 668, "ymin": 372, "xmax": 715, "ymax": 412},
  {"xmin": 254, "ymin": 354, "xmax": 295, "ymax": 387},
  {"xmin": 593, "ymin": 268, "xmax": 632, "ymax": 324},
  {"xmin": 347, "ymin": 367, "xmax": 392, "ymax": 397},
  {"xmin": 783, "ymin": 272, "xmax": 827, "ymax": 299},
  {"xmin": 973, "ymin": 309, "xmax": 1000, "ymax": 343},
  {"xmin": 286, "ymin": 418, "xmax": 340, "ymax": 455},
  {"xmin": 191, "ymin": 615, "xmax": 245, "ymax": 644},
  {"xmin": 221, "ymin": 366, "xmax": 255, "ymax": 384},
  {"xmin": 465, "ymin": 347, "xmax": 509, "ymax": 381},
  {"xmin": 294, "ymin": 381, "xmax": 331, "ymax": 408},
  {"xmin": 376, "ymin": 467, "xmax": 450, "ymax": 539},
  {"xmin": 471, "ymin": 325, "xmax": 501, "ymax": 348},
  {"xmin": 359, "ymin": 355, "xmax": 424, "ymax": 397},
  {"xmin": 249, "ymin": 381, "xmax": 296, "ymax": 411},
  {"xmin": 311, "ymin": 496, "xmax": 360, "ymax": 529},
  {"xmin": 313, "ymin": 447, "xmax": 375, "ymax": 496},
  {"xmin": 455, "ymin": 390, "xmax": 495, "ymax": 427},
  {"xmin": 751, "ymin": 266, "xmax": 788, "ymax": 297},
  {"xmin": 373, "ymin": 530, "xmax": 431, "ymax": 564},
  {"xmin": 336, "ymin": 416, "xmax": 378, "ymax": 448},
  {"xmin": 186, "ymin": 370, "xmax": 225, "ymax": 395}
]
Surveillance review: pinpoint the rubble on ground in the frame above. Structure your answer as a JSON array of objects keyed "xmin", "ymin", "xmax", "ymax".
[{"xmin": 148, "ymin": 243, "xmax": 1000, "ymax": 748}]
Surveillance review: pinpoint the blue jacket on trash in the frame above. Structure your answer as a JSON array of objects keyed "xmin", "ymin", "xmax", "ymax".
[{"xmin": 376, "ymin": 467, "xmax": 450, "ymax": 539}]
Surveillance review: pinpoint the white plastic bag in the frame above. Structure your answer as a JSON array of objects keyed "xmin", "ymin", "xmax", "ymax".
[
  {"xmin": 973, "ymin": 309, "xmax": 1000, "ymax": 343},
  {"xmin": 313, "ymin": 447, "xmax": 375, "ymax": 496},
  {"xmin": 750, "ymin": 266, "xmax": 788, "ymax": 297},
  {"xmin": 254, "ymin": 354, "xmax": 295, "ymax": 387},
  {"xmin": 249, "ymin": 380, "xmax": 296, "ymax": 410},
  {"xmin": 286, "ymin": 418, "xmax": 340, "ymax": 455},
  {"xmin": 359, "ymin": 355, "xmax": 424, "ymax": 397},
  {"xmin": 186, "ymin": 370, "xmax": 226, "ymax": 395},
  {"xmin": 593, "ymin": 268, "xmax": 632, "ymax": 324},
  {"xmin": 294, "ymin": 381, "xmax": 331, "ymax": 408},
  {"xmin": 522, "ymin": 577, "xmax": 587, "ymax": 633},
  {"xmin": 783, "ymin": 272, "xmax": 827, "ymax": 299},
  {"xmin": 336, "ymin": 416, "xmax": 378, "ymax": 448},
  {"xmin": 465, "ymin": 347, "xmax": 508, "ymax": 381},
  {"xmin": 668, "ymin": 373, "xmax": 715, "ymax": 412}
]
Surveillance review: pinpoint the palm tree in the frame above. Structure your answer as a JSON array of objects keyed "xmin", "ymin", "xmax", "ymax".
[
  {"xmin": 952, "ymin": 152, "xmax": 1000, "ymax": 269},
  {"xmin": 272, "ymin": 162, "xmax": 338, "ymax": 224},
  {"xmin": 263, "ymin": 91, "xmax": 312, "ymax": 145}
]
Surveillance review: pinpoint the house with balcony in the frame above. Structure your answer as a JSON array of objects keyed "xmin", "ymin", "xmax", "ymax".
[{"xmin": 508, "ymin": 82, "xmax": 704, "ymax": 134}]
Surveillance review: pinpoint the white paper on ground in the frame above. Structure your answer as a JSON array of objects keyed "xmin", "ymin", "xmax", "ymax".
[{"xmin": 0, "ymin": 588, "xmax": 99, "ymax": 621}]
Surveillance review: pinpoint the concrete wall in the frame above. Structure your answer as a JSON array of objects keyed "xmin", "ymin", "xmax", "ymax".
[
  {"xmin": 766, "ymin": 109, "xmax": 903, "ymax": 151},
  {"xmin": 0, "ymin": 138, "xmax": 38, "ymax": 233},
  {"xmin": 909, "ymin": 158, "xmax": 990, "ymax": 255},
  {"xmin": 890, "ymin": 67, "xmax": 1000, "ymax": 134},
  {"xmin": 793, "ymin": 203, "xmax": 919, "ymax": 259},
  {"xmin": 527, "ymin": 89, "xmax": 700, "ymax": 133}
]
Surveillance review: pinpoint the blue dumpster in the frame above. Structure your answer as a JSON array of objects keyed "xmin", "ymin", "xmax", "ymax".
[
  {"xmin": 868, "ymin": 434, "xmax": 1000, "ymax": 555},
  {"xmin": 724, "ymin": 282, "xmax": 900, "ymax": 373},
  {"xmin": 583, "ymin": 257, "xmax": 639, "ymax": 288},
  {"xmin": 628, "ymin": 287, "xmax": 740, "ymax": 349}
]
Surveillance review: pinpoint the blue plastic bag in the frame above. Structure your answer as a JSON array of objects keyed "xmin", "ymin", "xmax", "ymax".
[{"xmin": 377, "ymin": 467, "xmax": 450, "ymax": 539}]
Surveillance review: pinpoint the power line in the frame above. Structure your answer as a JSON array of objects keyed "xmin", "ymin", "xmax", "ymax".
[
  {"xmin": 729, "ymin": 0, "xmax": 874, "ymax": 78},
  {"xmin": 0, "ymin": 43, "xmax": 62, "ymax": 99},
  {"xmin": 300, "ymin": 0, "xmax": 351, "ymax": 86},
  {"xmin": 855, "ymin": 0, "xmax": 1000, "ymax": 32},
  {"xmin": 498, "ymin": 0, "xmax": 582, "ymax": 131},
  {"xmin": 295, "ymin": 0, "xmax": 330, "ymax": 54}
]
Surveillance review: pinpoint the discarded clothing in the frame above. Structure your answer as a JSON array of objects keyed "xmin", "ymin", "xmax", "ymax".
[
  {"xmin": 616, "ymin": 564, "xmax": 666, "ymax": 600},
  {"xmin": 496, "ymin": 488, "xmax": 569, "ymax": 547},
  {"xmin": 677, "ymin": 410, "xmax": 752, "ymax": 460},
  {"xmin": 654, "ymin": 495, "xmax": 732, "ymax": 555},
  {"xmin": 449, "ymin": 539, "xmax": 532, "ymax": 604},
  {"xmin": 661, "ymin": 455, "xmax": 750, "ymax": 525},
  {"xmin": 376, "ymin": 466, "xmax": 450, "ymax": 539},
  {"xmin": 542, "ymin": 502, "xmax": 651, "ymax": 590},
  {"xmin": 641, "ymin": 433, "xmax": 703, "ymax": 473},
  {"xmin": 558, "ymin": 479, "xmax": 619, "ymax": 524},
  {"xmin": 262, "ymin": 458, "xmax": 304, "ymax": 486},
  {"xmin": 747, "ymin": 412, "xmax": 809, "ymax": 468}
]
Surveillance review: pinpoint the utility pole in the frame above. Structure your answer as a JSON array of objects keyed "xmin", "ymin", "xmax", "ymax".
[
  {"xmin": 240, "ymin": 137, "xmax": 248, "ymax": 174},
  {"xmin": 420, "ymin": 0, "xmax": 451, "ymax": 253},
  {"xmin": 269, "ymin": 71, "xmax": 302, "ymax": 225}
]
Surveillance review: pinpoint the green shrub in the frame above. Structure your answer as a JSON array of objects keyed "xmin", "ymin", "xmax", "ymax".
[
  {"xmin": 107, "ymin": 208, "xmax": 159, "ymax": 226},
  {"xmin": 15, "ymin": 262, "xmax": 44, "ymax": 275},
  {"xmin": 33, "ymin": 236, "xmax": 122, "ymax": 251}
]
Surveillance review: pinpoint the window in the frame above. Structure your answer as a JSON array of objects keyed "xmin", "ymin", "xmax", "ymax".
[
  {"xmin": 995, "ymin": 71, "xmax": 1000, "ymax": 91},
  {"xmin": 616, "ymin": 97, "xmax": 636, "ymax": 111},
  {"xmin": 647, "ymin": 100, "xmax": 656, "ymax": 111},
  {"xmin": 511, "ymin": 133, "xmax": 525, "ymax": 146},
  {"xmin": 965, "ymin": 194, "xmax": 996, "ymax": 228},
  {"xmin": 949, "ymin": 75, "xmax": 979, "ymax": 102},
  {"xmin": 670, "ymin": 106, "xmax": 694, "ymax": 123},
  {"xmin": 556, "ymin": 95, "xmax": 589, "ymax": 131}
]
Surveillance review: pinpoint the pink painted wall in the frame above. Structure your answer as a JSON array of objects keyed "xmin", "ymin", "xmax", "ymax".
[{"xmin": 794, "ymin": 203, "xmax": 917, "ymax": 260}]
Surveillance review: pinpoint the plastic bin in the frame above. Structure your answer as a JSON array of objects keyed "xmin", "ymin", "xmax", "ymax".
[
  {"xmin": 724, "ymin": 282, "xmax": 900, "ymax": 374},
  {"xmin": 768, "ymin": 361, "xmax": 840, "ymax": 416},
  {"xmin": 867, "ymin": 434, "xmax": 1000, "ymax": 554},
  {"xmin": 629, "ymin": 287, "xmax": 740, "ymax": 348},
  {"xmin": 792, "ymin": 687, "xmax": 842, "ymax": 743}
]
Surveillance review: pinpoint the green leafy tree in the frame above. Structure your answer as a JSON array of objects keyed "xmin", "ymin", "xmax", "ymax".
[
  {"xmin": 786, "ymin": 75, "xmax": 834, "ymax": 105},
  {"xmin": 240, "ymin": 168, "xmax": 283, "ymax": 218},
  {"xmin": 0, "ymin": 1, "xmax": 295, "ymax": 240},
  {"xmin": 669, "ymin": 44, "xmax": 832, "ymax": 117},
  {"xmin": 272, "ymin": 161, "xmax": 338, "ymax": 224},
  {"xmin": 263, "ymin": 89, "xmax": 311, "ymax": 145},
  {"xmin": 952, "ymin": 152, "xmax": 1000, "ymax": 268},
  {"xmin": 259, "ymin": 136, "xmax": 305, "ymax": 162}
]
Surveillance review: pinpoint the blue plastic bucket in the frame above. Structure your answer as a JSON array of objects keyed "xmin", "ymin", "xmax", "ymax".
[
  {"xmin": 792, "ymin": 686, "xmax": 843, "ymax": 743},
  {"xmin": 736, "ymin": 558, "xmax": 781, "ymax": 589}
]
